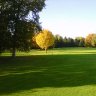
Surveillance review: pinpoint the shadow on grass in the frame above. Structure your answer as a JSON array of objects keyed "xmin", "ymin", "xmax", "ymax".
[{"xmin": 0, "ymin": 54, "xmax": 96, "ymax": 95}]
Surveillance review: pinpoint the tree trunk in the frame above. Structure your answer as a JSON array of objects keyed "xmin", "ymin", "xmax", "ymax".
[
  {"xmin": 12, "ymin": 30, "xmax": 16, "ymax": 57},
  {"xmin": 45, "ymin": 48, "xmax": 47, "ymax": 53},
  {"xmin": 12, "ymin": 46, "xmax": 16, "ymax": 57}
]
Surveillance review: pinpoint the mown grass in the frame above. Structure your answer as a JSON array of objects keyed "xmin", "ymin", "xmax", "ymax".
[
  {"xmin": 1, "ymin": 47, "xmax": 96, "ymax": 56},
  {"xmin": 0, "ymin": 48, "xmax": 96, "ymax": 96}
]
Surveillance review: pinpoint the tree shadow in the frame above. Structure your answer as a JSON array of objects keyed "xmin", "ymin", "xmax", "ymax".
[{"xmin": 0, "ymin": 54, "xmax": 96, "ymax": 95}]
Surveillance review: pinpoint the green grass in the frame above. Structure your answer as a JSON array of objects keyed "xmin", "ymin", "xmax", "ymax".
[
  {"xmin": 1, "ymin": 48, "xmax": 96, "ymax": 96},
  {"xmin": 1, "ymin": 47, "xmax": 96, "ymax": 56}
]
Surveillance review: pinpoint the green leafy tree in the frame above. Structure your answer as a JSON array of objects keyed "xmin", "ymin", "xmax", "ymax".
[
  {"xmin": 66, "ymin": 37, "xmax": 75, "ymax": 47},
  {"xmin": 75, "ymin": 37, "xmax": 85, "ymax": 47},
  {"xmin": 36, "ymin": 29, "xmax": 54, "ymax": 53},
  {"xmin": 31, "ymin": 34, "xmax": 39, "ymax": 49},
  {"xmin": 54, "ymin": 35, "xmax": 64, "ymax": 48},
  {"xmin": 0, "ymin": 0, "xmax": 46, "ymax": 57}
]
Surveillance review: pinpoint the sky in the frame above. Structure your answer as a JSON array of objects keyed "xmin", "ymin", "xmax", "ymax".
[{"xmin": 39, "ymin": 0, "xmax": 96, "ymax": 38}]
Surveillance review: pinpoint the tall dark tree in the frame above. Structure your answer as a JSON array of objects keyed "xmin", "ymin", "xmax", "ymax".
[
  {"xmin": 66, "ymin": 37, "xmax": 75, "ymax": 47},
  {"xmin": 75, "ymin": 37, "xmax": 85, "ymax": 47},
  {"xmin": 0, "ymin": 0, "xmax": 46, "ymax": 57},
  {"xmin": 54, "ymin": 35, "xmax": 64, "ymax": 48}
]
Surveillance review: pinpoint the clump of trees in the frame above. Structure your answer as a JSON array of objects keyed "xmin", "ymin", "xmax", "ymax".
[
  {"xmin": 75, "ymin": 37, "xmax": 85, "ymax": 47},
  {"xmin": 35, "ymin": 29, "xmax": 54, "ymax": 53},
  {"xmin": 85, "ymin": 34, "xmax": 96, "ymax": 47},
  {"xmin": 54, "ymin": 33, "xmax": 96, "ymax": 48},
  {"xmin": 0, "ymin": 0, "xmax": 46, "ymax": 57},
  {"xmin": 32, "ymin": 33, "xmax": 96, "ymax": 49},
  {"xmin": 54, "ymin": 35, "xmax": 85, "ymax": 48}
]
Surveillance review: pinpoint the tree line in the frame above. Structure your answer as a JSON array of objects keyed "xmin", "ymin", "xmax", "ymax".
[{"xmin": 32, "ymin": 33, "xmax": 96, "ymax": 49}]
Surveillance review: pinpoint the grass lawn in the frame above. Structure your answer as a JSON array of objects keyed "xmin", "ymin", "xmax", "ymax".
[{"xmin": 0, "ymin": 48, "xmax": 96, "ymax": 96}]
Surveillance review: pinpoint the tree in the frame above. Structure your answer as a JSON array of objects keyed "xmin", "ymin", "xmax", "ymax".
[
  {"xmin": 91, "ymin": 34, "xmax": 96, "ymax": 47},
  {"xmin": 75, "ymin": 37, "xmax": 85, "ymax": 47},
  {"xmin": 0, "ymin": 0, "xmax": 46, "ymax": 57},
  {"xmin": 31, "ymin": 34, "xmax": 39, "ymax": 49},
  {"xmin": 36, "ymin": 29, "xmax": 54, "ymax": 53},
  {"xmin": 54, "ymin": 35, "xmax": 64, "ymax": 48},
  {"xmin": 85, "ymin": 34, "xmax": 95, "ymax": 47},
  {"xmin": 66, "ymin": 37, "xmax": 75, "ymax": 47}
]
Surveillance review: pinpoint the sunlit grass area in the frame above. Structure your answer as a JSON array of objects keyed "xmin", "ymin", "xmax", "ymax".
[
  {"xmin": 1, "ymin": 47, "xmax": 96, "ymax": 56},
  {"xmin": 1, "ymin": 48, "xmax": 96, "ymax": 96}
]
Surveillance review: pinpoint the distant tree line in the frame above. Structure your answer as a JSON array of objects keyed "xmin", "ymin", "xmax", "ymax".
[
  {"xmin": 32, "ymin": 33, "xmax": 96, "ymax": 49},
  {"xmin": 54, "ymin": 35, "xmax": 85, "ymax": 48}
]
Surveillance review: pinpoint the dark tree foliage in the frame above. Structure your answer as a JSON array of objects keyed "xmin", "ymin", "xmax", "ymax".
[
  {"xmin": 54, "ymin": 35, "xmax": 86, "ymax": 48},
  {"xmin": 65, "ymin": 37, "xmax": 75, "ymax": 47},
  {"xmin": 75, "ymin": 37, "xmax": 85, "ymax": 47},
  {"xmin": 54, "ymin": 35, "xmax": 76, "ymax": 48},
  {"xmin": 0, "ymin": 0, "xmax": 46, "ymax": 57},
  {"xmin": 54, "ymin": 35, "xmax": 64, "ymax": 48}
]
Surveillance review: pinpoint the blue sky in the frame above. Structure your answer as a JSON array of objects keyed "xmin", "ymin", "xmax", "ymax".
[{"xmin": 39, "ymin": 0, "xmax": 96, "ymax": 38}]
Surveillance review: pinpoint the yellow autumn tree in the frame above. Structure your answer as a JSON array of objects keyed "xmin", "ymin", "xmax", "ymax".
[
  {"xmin": 36, "ymin": 29, "xmax": 54, "ymax": 53},
  {"xmin": 85, "ymin": 34, "xmax": 95, "ymax": 47}
]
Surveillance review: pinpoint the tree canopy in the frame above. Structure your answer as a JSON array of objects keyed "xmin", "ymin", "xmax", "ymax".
[
  {"xmin": 85, "ymin": 34, "xmax": 95, "ymax": 47},
  {"xmin": 36, "ymin": 29, "xmax": 54, "ymax": 53},
  {"xmin": 0, "ymin": 0, "xmax": 46, "ymax": 57}
]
